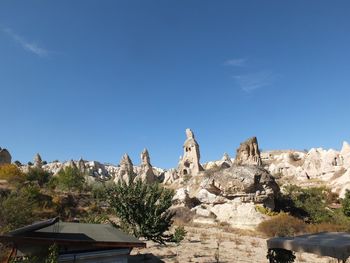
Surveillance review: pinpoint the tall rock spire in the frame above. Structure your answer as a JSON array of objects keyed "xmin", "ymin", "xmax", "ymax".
[{"xmin": 178, "ymin": 128, "xmax": 204, "ymax": 176}]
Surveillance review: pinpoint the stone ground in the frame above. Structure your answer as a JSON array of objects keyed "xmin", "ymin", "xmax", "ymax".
[{"xmin": 129, "ymin": 225, "xmax": 345, "ymax": 263}]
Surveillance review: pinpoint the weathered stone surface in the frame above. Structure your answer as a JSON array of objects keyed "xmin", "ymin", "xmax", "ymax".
[
  {"xmin": 209, "ymin": 199, "xmax": 266, "ymax": 229},
  {"xmin": 220, "ymin": 152, "xmax": 232, "ymax": 168},
  {"xmin": 0, "ymin": 147, "xmax": 11, "ymax": 165},
  {"xmin": 114, "ymin": 154, "xmax": 136, "ymax": 184},
  {"xmin": 178, "ymin": 128, "xmax": 204, "ymax": 176},
  {"xmin": 172, "ymin": 188, "xmax": 191, "ymax": 207},
  {"xmin": 196, "ymin": 189, "xmax": 226, "ymax": 204},
  {"xmin": 341, "ymin": 141, "xmax": 350, "ymax": 169},
  {"xmin": 34, "ymin": 153, "xmax": 43, "ymax": 168},
  {"xmin": 163, "ymin": 169, "xmax": 179, "ymax": 184},
  {"xmin": 136, "ymin": 149, "xmax": 156, "ymax": 183},
  {"xmin": 235, "ymin": 137, "xmax": 262, "ymax": 166},
  {"xmin": 78, "ymin": 158, "xmax": 86, "ymax": 173},
  {"xmin": 200, "ymin": 164, "xmax": 279, "ymax": 209}
]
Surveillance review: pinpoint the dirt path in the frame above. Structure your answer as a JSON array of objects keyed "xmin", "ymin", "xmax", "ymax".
[{"xmin": 130, "ymin": 226, "xmax": 340, "ymax": 263}]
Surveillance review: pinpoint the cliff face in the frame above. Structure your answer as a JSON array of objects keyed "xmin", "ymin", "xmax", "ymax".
[{"xmin": 261, "ymin": 141, "xmax": 350, "ymax": 197}]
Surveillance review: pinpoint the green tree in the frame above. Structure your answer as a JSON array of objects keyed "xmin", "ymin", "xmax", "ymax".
[
  {"xmin": 342, "ymin": 190, "xmax": 350, "ymax": 217},
  {"xmin": 107, "ymin": 179, "xmax": 175, "ymax": 244},
  {"xmin": 0, "ymin": 190, "xmax": 37, "ymax": 233},
  {"xmin": 281, "ymin": 185, "xmax": 333, "ymax": 223},
  {"xmin": 26, "ymin": 167, "xmax": 51, "ymax": 186},
  {"xmin": 55, "ymin": 166, "xmax": 85, "ymax": 191}
]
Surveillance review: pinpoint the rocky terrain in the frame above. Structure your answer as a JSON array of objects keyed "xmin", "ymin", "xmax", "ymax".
[{"xmin": 1, "ymin": 129, "xmax": 350, "ymax": 230}]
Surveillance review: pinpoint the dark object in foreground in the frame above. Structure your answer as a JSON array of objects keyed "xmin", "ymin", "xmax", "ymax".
[
  {"xmin": 0, "ymin": 217, "xmax": 145, "ymax": 262},
  {"xmin": 267, "ymin": 232, "xmax": 350, "ymax": 262}
]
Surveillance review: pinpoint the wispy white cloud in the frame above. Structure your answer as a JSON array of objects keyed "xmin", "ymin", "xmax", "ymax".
[
  {"xmin": 1, "ymin": 27, "xmax": 48, "ymax": 57},
  {"xmin": 233, "ymin": 71, "xmax": 276, "ymax": 92},
  {"xmin": 224, "ymin": 58, "xmax": 247, "ymax": 67}
]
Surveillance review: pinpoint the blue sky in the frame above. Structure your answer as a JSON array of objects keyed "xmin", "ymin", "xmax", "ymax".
[{"xmin": 1, "ymin": 1, "xmax": 349, "ymax": 168}]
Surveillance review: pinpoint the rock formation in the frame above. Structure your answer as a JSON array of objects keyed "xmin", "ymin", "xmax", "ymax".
[
  {"xmin": 78, "ymin": 158, "xmax": 86, "ymax": 173},
  {"xmin": 201, "ymin": 165, "xmax": 279, "ymax": 209},
  {"xmin": 0, "ymin": 147, "xmax": 11, "ymax": 165},
  {"xmin": 34, "ymin": 153, "xmax": 43, "ymax": 168},
  {"xmin": 178, "ymin": 128, "xmax": 204, "ymax": 176},
  {"xmin": 220, "ymin": 153, "xmax": 232, "ymax": 168},
  {"xmin": 179, "ymin": 164, "xmax": 279, "ymax": 229},
  {"xmin": 136, "ymin": 149, "xmax": 156, "ymax": 183},
  {"xmin": 235, "ymin": 137, "xmax": 262, "ymax": 166},
  {"xmin": 163, "ymin": 169, "xmax": 179, "ymax": 184},
  {"xmin": 114, "ymin": 154, "xmax": 136, "ymax": 184}
]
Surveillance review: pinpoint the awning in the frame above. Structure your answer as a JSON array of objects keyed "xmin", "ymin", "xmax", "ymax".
[{"xmin": 267, "ymin": 232, "xmax": 350, "ymax": 261}]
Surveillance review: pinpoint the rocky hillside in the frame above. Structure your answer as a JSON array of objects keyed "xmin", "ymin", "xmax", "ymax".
[{"xmin": 1, "ymin": 129, "xmax": 350, "ymax": 229}]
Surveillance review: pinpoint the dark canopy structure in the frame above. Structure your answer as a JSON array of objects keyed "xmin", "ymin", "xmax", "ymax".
[
  {"xmin": 267, "ymin": 232, "xmax": 350, "ymax": 262},
  {"xmin": 0, "ymin": 217, "xmax": 145, "ymax": 262}
]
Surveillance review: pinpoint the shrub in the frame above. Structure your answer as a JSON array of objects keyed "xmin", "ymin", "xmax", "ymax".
[
  {"xmin": 171, "ymin": 226, "xmax": 187, "ymax": 244},
  {"xmin": 342, "ymin": 190, "xmax": 350, "ymax": 217},
  {"xmin": 56, "ymin": 166, "xmax": 85, "ymax": 191},
  {"xmin": 0, "ymin": 190, "xmax": 37, "ymax": 233},
  {"xmin": 0, "ymin": 164, "xmax": 25, "ymax": 184},
  {"xmin": 26, "ymin": 167, "xmax": 51, "ymax": 186},
  {"xmin": 107, "ymin": 179, "xmax": 175, "ymax": 244},
  {"xmin": 279, "ymin": 185, "xmax": 333, "ymax": 223},
  {"xmin": 258, "ymin": 213, "xmax": 307, "ymax": 237}
]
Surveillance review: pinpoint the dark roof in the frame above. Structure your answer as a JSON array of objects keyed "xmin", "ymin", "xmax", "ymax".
[
  {"xmin": 1, "ymin": 218, "xmax": 145, "ymax": 249},
  {"xmin": 8, "ymin": 217, "xmax": 59, "ymax": 236}
]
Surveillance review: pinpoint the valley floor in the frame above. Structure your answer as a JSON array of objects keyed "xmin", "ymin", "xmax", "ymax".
[{"xmin": 130, "ymin": 225, "xmax": 343, "ymax": 263}]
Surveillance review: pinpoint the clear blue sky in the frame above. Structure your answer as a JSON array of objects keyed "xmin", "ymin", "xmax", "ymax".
[{"xmin": 1, "ymin": 1, "xmax": 349, "ymax": 168}]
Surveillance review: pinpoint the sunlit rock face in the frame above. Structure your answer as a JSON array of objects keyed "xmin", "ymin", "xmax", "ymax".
[
  {"xmin": 235, "ymin": 137, "xmax": 262, "ymax": 166},
  {"xmin": 135, "ymin": 148, "xmax": 156, "ymax": 183},
  {"xmin": 178, "ymin": 128, "xmax": 204, "ymax": 177}
]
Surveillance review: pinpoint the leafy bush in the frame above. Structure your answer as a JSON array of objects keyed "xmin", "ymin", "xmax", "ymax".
[
  {"xmin": 171, "ymin": 226, "xmax": 187, "ymax": 244},
  {"xmin": 342, "ymin": 189, "xmax": 350, "ymax": 217},
  {"xmin": 26, "ymin": 167, "xmax": 51, "ymax": 186},
  {"xmin": 55, "ymin": 166, "xmax": 85, "ymax": 191},
  {"xmin": 278, "ymin": 185, "xmax": 334, "ymax": 223},
  {"xmin": 258, "ymin": 213, "xmax": 307, "ymax": 237},
  {"xmin": 256, "ymin": 205, "xmax": 279, "ymax": 216},
  {"xmin": 0, "ymin": 164, "xmax": 25, "ymax": 184},
  {"xmin": 0, "ymin": 190, "xmax": 37, "ymax": 233},
  {"xmin": 107, "ymin": 179, "xmax": 175, "ymax": 244}
]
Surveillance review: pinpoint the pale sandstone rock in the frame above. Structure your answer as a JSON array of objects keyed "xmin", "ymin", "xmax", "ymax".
[
  {"xmin": 235, "ymin": 137, "xmax": 262, "ymax": 166},
  {"xmin": 178, "ymin": 128, "xmax": 204, "ymax": 176},
  {"xmin": 34, "ymin": 153, "xmax": 43, "ymax": 168},
  {"xmin": 341, "ymin": 141, "xmax": 350, "ymax": 169},
  {"xmin": 201, "ymin": 165, "xmax": 279, "ymax": 204},
  {"xmin": 172, "ymin": 188, "xmax": 192, "ymax": 207},
  {"xmin": 136, "ymin": 149, "xmax": 156, "ymax": 183},
  {"xmin": 163, "ymin": 169, "xmax": 179, "ymax": 184},
  {"xmin": 209, "ymin": 199, "xmax": 266, "ymax": 229},
  {"xmin": 114, "ymin": 154, "xmax": 136, "ymax": 184}
]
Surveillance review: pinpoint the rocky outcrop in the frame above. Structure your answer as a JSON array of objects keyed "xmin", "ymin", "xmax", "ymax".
[
  {"xmin": 219, "ymin": 153, "xmax": 232, "ymax": 168},
  {"xmin": 178, "ymin": 129, "xmax": 204, "ymax": 176},
  {"xmin": 235, "ymin": 137, "xmax": 262, "ymax": 166},
  {"xmin": 341, "ymin": 141, "xmax": 350, "ymax": 169},
  {"xmin": 136, "ymin": 149, "xmax": 156, "ymax": 183},
  {"xmin": 0, "ymin": 147, "xmax": 11, "ymax": 165},
  {"xmin": 114, "ymin": 154, "xmax": 136, "ymax": 184},
  {"xmin": 163, "ymin": 169, "xmax": 179, "ymax": 184},
  {"xmin": 78, "ymin": 158, "xmax": 86, "ymax": 173},
  {"xmin": 179, "ymin": 164, "xmax": 279, "ymax": 229},
  {"xmin": 201, "ymin": 165, "xmax": 279, "ymax": 209},
  {"xmin": 34, "ymin": 153, "xmax": 43, "ymax": 168}
]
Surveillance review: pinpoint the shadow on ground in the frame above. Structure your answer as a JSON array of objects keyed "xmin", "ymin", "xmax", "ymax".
[{"xmin": 128, "ymin": 253, "xmax": 165, "ymax": 263}]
